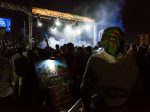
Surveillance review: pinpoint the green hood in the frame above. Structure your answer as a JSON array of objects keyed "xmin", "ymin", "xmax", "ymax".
[{"xmin": 101, "ymin": 27, "xmax": 126, "ymax": 57}]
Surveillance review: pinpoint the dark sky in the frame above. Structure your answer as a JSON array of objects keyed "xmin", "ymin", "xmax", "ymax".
[
  {"xmin": 122, "ymin": 0, "xmax": 150, "ymax": 38},
  {"xmin": 1, "ymin": 0, "xmax": 150, "ymax": 39}
]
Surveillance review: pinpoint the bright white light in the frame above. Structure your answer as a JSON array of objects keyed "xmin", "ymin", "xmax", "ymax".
[
  {"xmin": 45, "ymin": 60, "xmax": 55, "ymax": 71},
  {"xmin": 55, "ymin": 19, "xmax": 61, "ymax": 27},
  {"xmin": 50, "ymin": 27, "xmax": 57, "ymax": 34},
  {"xmin": 76, "ymin": 29, "xmax": 81, "ymax": 35},
  {"xmin": 37, "ymin": 20, "xmax": 42, "ymax": 27},
  {"xmin": 65, "ymin": 25, "xmax": 72, "ymax": 32},
  {"xmin": 84, "ymin": 25, "xmax": 91, "ymax": 31},
  {"xmin": 99, "ymin": 30, "xmax": 104, "ymax": 41}
]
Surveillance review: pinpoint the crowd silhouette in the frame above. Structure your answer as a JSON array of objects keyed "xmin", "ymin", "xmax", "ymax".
[{"xmin": 0, "ymin": 28, "xmax": 150, "ymax": 112}]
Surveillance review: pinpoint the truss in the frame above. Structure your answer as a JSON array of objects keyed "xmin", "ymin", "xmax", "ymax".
[
  {"xmin": 0, "ymin": 1, "xmax": 29, "ymax": 14},
  {"xmin": 32, "ymin": 7, "xmax": 95, "ymax": 23}
]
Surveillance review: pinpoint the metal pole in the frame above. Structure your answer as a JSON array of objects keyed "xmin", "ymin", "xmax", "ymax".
[
  {"xmin": 23, "ymin": 21, "xmax": 26, "ymax": 42},
  {"xmin": 28, "ymin": 11, "xmax": 32, "ymax": 49},
  {"xmin": 28, "ymin": 0, "xmax": 33, "ymax": 49}
]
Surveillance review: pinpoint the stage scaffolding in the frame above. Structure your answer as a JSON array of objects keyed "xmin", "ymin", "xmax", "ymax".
[{"xmin": 0, "ymin": 2, "xmax": 96, "ymax": 48}]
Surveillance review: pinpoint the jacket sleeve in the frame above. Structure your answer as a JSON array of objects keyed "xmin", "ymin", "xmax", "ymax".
[{"xmin": 80, "ymin": 56, "xmax": 97, "ymax": 112}]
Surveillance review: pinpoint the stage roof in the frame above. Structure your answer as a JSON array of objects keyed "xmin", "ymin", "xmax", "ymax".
[{"xmin": 32, "ymin": 7, "xmax": 95, "ymax": 23}]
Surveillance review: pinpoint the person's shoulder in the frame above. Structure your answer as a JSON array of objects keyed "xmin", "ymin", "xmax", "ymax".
[
  {"xmin": 88, "ymin": 52, "xmax": 99, "ymax": 60},
  {"xmin": 92, "ymin": 51, "xmax": 107, "ymax": 59},
  {"xmin": 88, "ymin": 52, "xmax": 105, "ymax": 63}
]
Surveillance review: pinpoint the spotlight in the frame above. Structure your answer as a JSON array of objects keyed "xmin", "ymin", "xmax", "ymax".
[
  {"xmin": 37, "ymin": 20, "xmax": 42, "ymax": 27},
  {"xmin": 55, "ymin": 18, "xmax": 61, "ymax": 27},
  {"xmin": 50, "ymin": 27, "xmax": 57, "ymax": 34},
  {"xmin": 65, "ymin": 25, "xmax": 72, "ymax": 31},
  {"xmin": 84, "ymin": 25, "xmax": 91, "ymax": 31}
]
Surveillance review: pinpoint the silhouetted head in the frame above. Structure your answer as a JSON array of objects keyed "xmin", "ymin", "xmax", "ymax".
[
  {"xmin": 55, "ymin": 44, "xmax": 59, "ymax": 50},
  {"xmin": 66, "ymin": 43, "xmax": 74, "ymax": 53},
  {"xmin": 101, "ymin": 27, "xmax": 126, "ymax": 57}
]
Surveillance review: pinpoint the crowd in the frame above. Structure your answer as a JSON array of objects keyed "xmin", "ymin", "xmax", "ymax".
[{"xmin": 0, "ymin": 27, "xmax": 150, "ymax": 112}]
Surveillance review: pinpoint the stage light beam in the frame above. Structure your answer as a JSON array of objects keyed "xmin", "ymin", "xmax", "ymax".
[
  {"xmin": 65, "ymin": 25, "xmax": 72, "ymax": 33},
  {"xmin": 76, "ymin": 29, "xmax": 81, "ymax": 36},
  {"xmin": 55, "ymin": 18, "xmax": 61, "ymax": 27},
  {"xmin": 84, "ymin": 25, "xmax": 91, "ymax": 31},
  {"xmin": 50, "ymin": 27, "xmax": 57, "ymax": 34},
  {"xmin": 37, "ymin": 20, "xmax": 42, "ymax": 27}
]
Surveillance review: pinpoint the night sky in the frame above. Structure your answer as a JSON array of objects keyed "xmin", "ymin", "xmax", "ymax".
[
  {"xmin": 122, "ymin": 0, "xmax": 150, "ymax": 39},
  {"xmin": 1, "ymin": 0, "xmax": 150, "ymax": 40}
]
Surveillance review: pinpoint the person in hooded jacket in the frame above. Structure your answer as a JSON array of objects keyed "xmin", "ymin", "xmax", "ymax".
[{"xmin": 80, "ymin": 27, "xmax": 139, "ymax": 112}]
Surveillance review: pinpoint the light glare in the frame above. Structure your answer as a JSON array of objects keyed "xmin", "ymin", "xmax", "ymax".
[
  {"xmin": 37, "ymin": 20, "xmax": 42, "ymax": 27},
  {"xmin": 55, "ymin": 19, "xmax": 61, "ymax": 26},
  {"xmin": 76, "ymin": 29, "xmax": 81, "ymax": 35}
]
